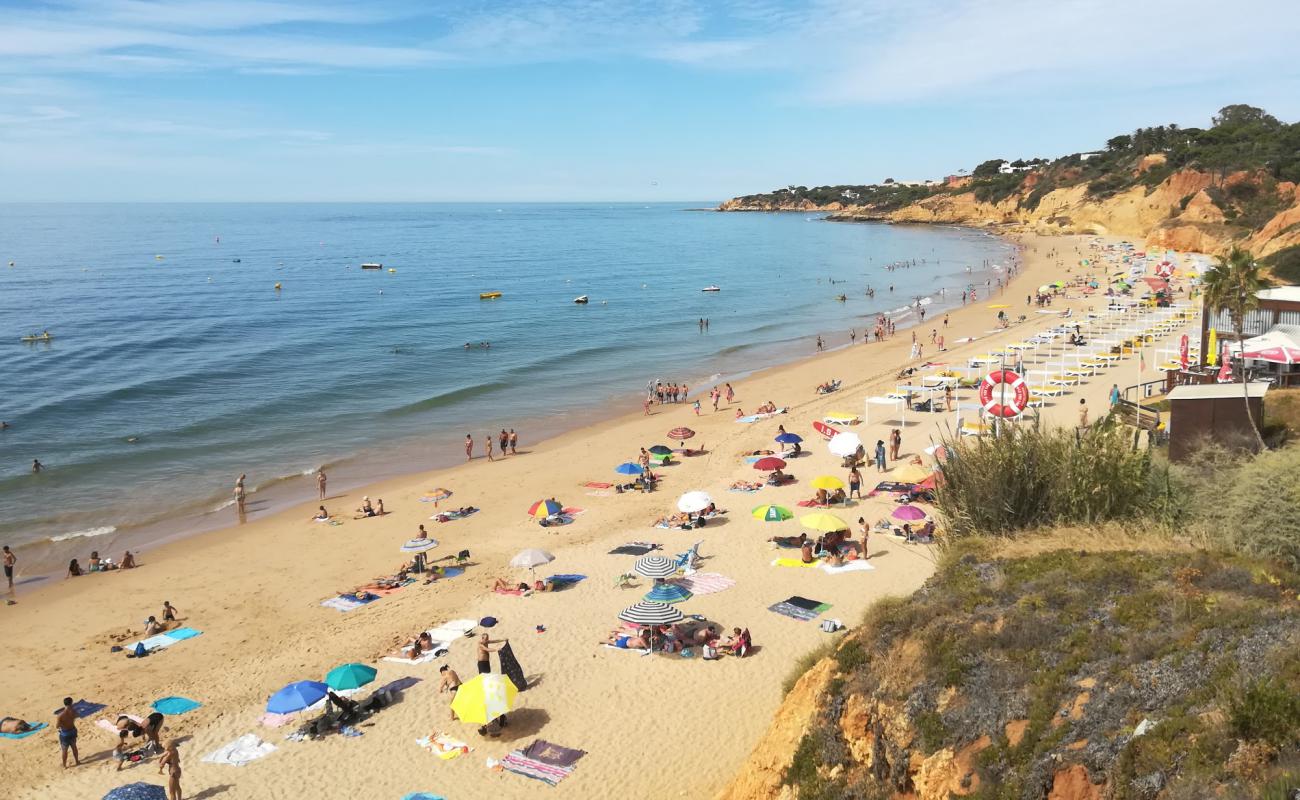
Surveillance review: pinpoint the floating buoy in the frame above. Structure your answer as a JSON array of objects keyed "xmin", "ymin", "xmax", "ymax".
[
  {"xmin": 155, "ymin": 255, "xmax": 164, "ymax": 260},
  {"xmin": 388, "ymin": 268, "xmax": 396, "ymax": 273},
  {"xmin": 7, "ymin": 261, "xmax": 13, "ymax": 267},
  {"xmin": 274, "ymin": 282, "xmax": 282, "ymax": 290}
]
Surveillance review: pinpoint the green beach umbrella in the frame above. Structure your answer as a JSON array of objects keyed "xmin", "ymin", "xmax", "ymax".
[
  {"xmin": 752, "ymin": 504, "xmax": 793, "ymax": 522},
  {"xmin": 325, "ymin": 662, "xmax": 377, "ymax": 691}
]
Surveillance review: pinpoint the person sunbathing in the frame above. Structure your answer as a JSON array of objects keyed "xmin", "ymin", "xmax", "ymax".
[
  {"xmin": 492, "ymin": 578, "xmax": 530, "ymax": 593},
  {"xmin": 768, "ymin": 533, "xmax": 807, "ymax": 548},
  {"xmin": 744, "ymin": 449, "xmax": 775, "ymax": 456},
  {"xmin": 0, "ymin": 717, "xmax": 32, "ymax": 734},
  {"xmin": 730, "ymin": 480, "xmax": 763, "ymax": 491},
  {"xmin": 603, "ymin": 630, "xmax": 648, "ymax": 649}
]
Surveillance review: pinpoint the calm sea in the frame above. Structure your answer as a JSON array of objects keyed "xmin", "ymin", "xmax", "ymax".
[{"xmin": 0, "ymin": 203, "xmax": 1011, "ymax": 568}]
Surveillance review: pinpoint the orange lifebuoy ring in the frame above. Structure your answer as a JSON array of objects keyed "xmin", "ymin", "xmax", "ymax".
[{"xmin": 978, "ymin": 369, "xmax": 1029, "ymax": 418}]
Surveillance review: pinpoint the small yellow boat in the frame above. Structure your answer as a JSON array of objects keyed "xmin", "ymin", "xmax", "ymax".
[{"xmin": 479, "ymin": 292, "xmax": 502, "ymax": 300}]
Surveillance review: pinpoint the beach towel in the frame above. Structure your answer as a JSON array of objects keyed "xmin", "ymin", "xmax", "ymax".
[
  {"xmin": 608, "ymin": 543, "xmax": 659, "ymax": 556},
  {"xmin": 501, "ymin": 751, "xmax": 576, "ymax": 786},
  {"xmin": 376, "ymin": 676, "xmax": 422, "ymax": 694},
  {"xmin": 431, "ymin": 508, "xmax": 477, "ymax": 522},
  {"xmin": 57, "ymin": 700, "xmax": 105, "ymax": 719},
  {"xmin": 0, "ymin": 721, "xmax": 46, "ymax": 739},
  {"xmin": 426, "ymin": 619, "xmax": 476, "ymax": 642},
  {"xmin": 602, "ymin": 643, "xmax": 651, "ymax": 656},
  {"xmin": 202, "ymin": 733, "xmax": 277, "ymax": 766},
  {"xmin": 523, "ymin": 739, "xmax": 587, "ymax": 768},
  {"xmin": 581, "ymin": 481, "xmax": 612, "ymax": 489},
  {"xmin": 127, "ymin": 633, "xmax": 177, "ymax": 653},
  {"xmin": 772, "ymin": 558, "xmax": 820, "ymax": 568},
  {"xmin": 166, "ymin": 627, "xmax": 202, "ymax": 641},
  {"xmin": 868, "ymin": 481, "xmax": 912, "ymax": 497},
  {"xmin": 821, "ymin": 560, "xmax": 876, "ymax": 574},
  {"xmin": 427, "ymin": 566, "xmax": 464, "ymax": 580},
  {"xmin": 499, "ymin": 642, "xmax": 528, "ymax": 692},
  {"xmin": 151, "ymin": 697, "xmax": 201, "ymax": 715},
  {"xmin": 321, "ymin": 596, "xmax": 367, "ymax": 612},
  {"xmin": 546, "ymin": 573, "xmax": 587, "ymax": 587},
  {"xmin": 493, "ymin": 587, "xmax": 526, "ymax": 596},
  {"xmin": 796, "ymin": 500, "xmax": 826, "ymax": 508},
  {"xmin": 383, "ymin": 649, "xmax": 445, "ymax": 666},
  {"xmin": 727, "ymin": 485, "xmax": 762, "ymax": 493},
  {"xmin": 416, "ymin": 733, "xmax": 469, "ymax": 760},
  {"xmin": 95, "ymin": 715, "xmax": 143, "ymax": 735},
  {"xmin": 768, "ymin": 601, "xmax": 827, "ymax": 622},
  {"xmin": 259, "ymin": 712, "xmax": 293, "ymax": 728},
  {"xmin": 671, "ymin": 572, "xmax": 735, "ymax": 595},
  {"xmin": 786, "ymin": 596, "xmax": 827, "ymax": 611}
]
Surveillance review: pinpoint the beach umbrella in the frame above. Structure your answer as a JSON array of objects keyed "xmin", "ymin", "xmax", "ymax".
[
  {"xmin": 509, "ymin": 548, "xmax": 555, "ymax": 571},
  {"xmin": 644, "ymin": 583, "xmax": 692, "ymax": 604},
  {"xmin": 752, "ymin": 456, "xmax": 787, "ymax": 471},
  {"xmin": 924, "ymin": 443, "xmax": 949, "ymax": 461},
  {"xmin": 823, "ymin": 412, "xmax": 858, "ymax": 424},
  {"xmin": 810, "ymin": 475, "xmax": 845, "ymax": 490},
  {"xmin": 827, "ymin": 432, "xmax": 863, "ymax": 457},
  {"xmin": 666, "ymin": 427, "xmax": 696, "ymax": 441},
  {"xmin": 676, "ymin": 491, "xmax": 713, "ymax": 513},
  {"xmin": 800, "ymin": 512, "xmax": 849, "ymax": 532},
  {"xmin": 890, "ymin": 463, "xmax": 931, "ymax": 484},
  {"xmin": 402, "ymin": 794, "xmax": 448, "ymax": 800},
  {"xmin": 424, "ymin": 488, "xmax": 453, "ymax": 501},
  {"xmin": 892, "ymin": 505, "xmax": 927, "ymax": 521},
  {"xmin": 526, "ymin": 499, "xmax": 562, "ymax": 518},
  {"xmin": 103, "ymin": 784, "xmax": 168, "ymax": 800},
  {"xmin": 325, "ymin": 663, "xmax": 377, "ymax": 691},
  {"xmin": 648, "ymin": 445, "xmax": 673, "ymax": 455},
  {"xmin": 1206, "ymin": 329, "xmax": 1218, "ymax": 366},
  {"xmin": 450, "ymin": 673, "xmax": 518, "ymax": 725},
  {"xmin": 618, "ymin": 600, "xmax": 685, "ymax": 626},
  {"xmin": 400, "ymin": 537, "xmax": 438, "ymax": 553},
  {"xmin": 752, "ymin": 504, "xmax": 793, "ymax": 522},
  {"xmin": 774, "ymin": 432, "xmax": 802, "ymax": 444},
  {"xmin": 614, "ymin": 462, "xmax": 644, "ymax": 476},
  {"xmin": 267, "ymin": 680, "xmax": 329, "ymax": 714},
  {"xmin": 633, "ymin": 554, "xmax": 677, "ymax": 579}
]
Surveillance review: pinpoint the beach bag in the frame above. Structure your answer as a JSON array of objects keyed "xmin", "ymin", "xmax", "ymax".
[
  {"xmin": 133, "ymin": 642, "xmax": 147, "ymax": 658},
  {"xmin": 820, "ymin": 619, "xmax": 843, "ymax": 633}
]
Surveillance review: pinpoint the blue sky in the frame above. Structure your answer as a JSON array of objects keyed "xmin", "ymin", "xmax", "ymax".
[{"xmin": 1, "ymin": 0, "xmax": 1298, "ymax": 201}]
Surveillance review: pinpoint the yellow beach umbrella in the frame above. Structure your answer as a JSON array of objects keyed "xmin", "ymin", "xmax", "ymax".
[
  {"xmin": 890, "ymin": 463, "xmax": 931, "ymax": 484},
  {"xmin": 1206, "ymin": 329, "xmax": 1217, "ymax": 366},
  {"xmin": 800, "ymin": 512, "xmax": 849, "ymax": 532},
  {"xmin": 810, "ymin": 475, "xmax": 845, "ymax": 491},
  {"xmin": 449, "ymin": 673, "xmax": 518, "ymax": 725},
  {"xmin": 823, "ymin": 412, "xmax": 858, "ymax": 423}
]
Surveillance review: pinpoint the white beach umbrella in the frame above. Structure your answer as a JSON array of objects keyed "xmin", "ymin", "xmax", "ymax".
[
  {"xmin": 400, "ymin": 537, "xmax": 439, "ymax": 553},
  {"xmin": 827, "ymin": 432, "xmax": 863, "ymax": 458},
  {"xmin": 676, "ymin": 491, "xmax": 713, "ymax": 513},
  {"xmin": 509, "ymin": 548, "xmax": 555, "ymax": 571}
]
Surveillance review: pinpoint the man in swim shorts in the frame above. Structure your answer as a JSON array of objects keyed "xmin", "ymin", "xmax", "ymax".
[
  {"xmin": 3, "ymin": 545, "xmax": 14, "ymax": 590},
  {"xmin": 56, "ymin": 697, "xmax": 80, "ymax": 767}
]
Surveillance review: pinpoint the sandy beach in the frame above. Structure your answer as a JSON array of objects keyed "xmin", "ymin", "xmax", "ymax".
[{"xmin": 1, "ymin": 232, "xmax": 1199, "ymax": 800}]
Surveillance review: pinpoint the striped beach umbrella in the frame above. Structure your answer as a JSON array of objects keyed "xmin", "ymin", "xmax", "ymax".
[
  {"xmin": 666, "ymin": 427, "xmax": 695, "ymax": 441},
  {"xmin": 614, "ymin": 462, "xmax": 644, "ymax": 476},
  {"xmin": 618, "ymin": 600, "xmax": 684, "ymax": 626},
  {"xmin": 644, "ymin": 583, "xmax": 692, "ymax": 604},
  {"xmin": 752, "ymin": 504, "xmax": 792, "ymax": 522},
  {"xmin": 401, "ymin": 537, "xmax": 438, "ymax": 552},
  {"xmin": 633, "ymin": 554, "xmax": 677, "ymax": 578},
  {"xmin": 450, "ymin": 673, "xmax": 518, "ymax": 725},
  {"xmin": 752, "ymin": 456, "xmax": 787, "ymax": 471},
  {"xmin": 526, "ymin": 499, "xmax": 562, "ymax": 518}
]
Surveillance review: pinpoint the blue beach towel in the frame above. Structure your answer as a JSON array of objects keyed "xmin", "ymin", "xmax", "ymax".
[
  {"xmin": 152, "ymin": 696, "xmax": 202, "ymax": 715},
  {"xmin": 164, "ymin": 627, "xmax": 202, "ymax": 641},
  {"xmin": 66, "ymin": 700, "xmax": 106, "ymax": 718},
  {"xmin": 401, "ymin": 794, "xmax": 447, "ymax": 800},
  {"xmin": 0, "ymin": 721, "xmax": 46, "ymax": 739},
  {"xmin": 546, "ymin": 574, "xmax": 587, "ymax": 585}
]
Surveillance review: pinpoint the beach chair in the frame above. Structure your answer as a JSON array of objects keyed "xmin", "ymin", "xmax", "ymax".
[
  {"xmin": 613, "ymin": 572, "xmax": 635, "ymax": 588},
  {"xmin": 456, "ymin": 549, "xmax": 470, "ymax": 566},
  {"xmin": 674, "ymin": 541, "xmax": 703, "ymax": 574}
]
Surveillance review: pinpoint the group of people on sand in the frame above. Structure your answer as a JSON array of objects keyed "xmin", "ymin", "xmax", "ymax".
[
  {"xmin": 653, "ymin": 381, "xmax": 689, "ymax": 404},
  {"xmin": 602, "ymin": 621, "xmax": 751, "ymax": 660},
  {"xmin": 465, "ymin": 429, "xmax": 519, "ymax": 462},
  {"xmin": 46, "ymin": 697, "xmax": 183, "ymax": 799},
  {"xmin": 352, "ymin": 496, "xmax": 387, "ymax": 519},
  {"xmin": 67, "ymin": 549, "xmax": 136, "ymax": 578}
]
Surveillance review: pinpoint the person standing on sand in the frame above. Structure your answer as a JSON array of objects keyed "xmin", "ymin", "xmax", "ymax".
[
  {"xmin": 3, "ymin": 545, "xmax": 14, "ymax": 590},
  {"xmin": 499, "ymin": 429, "xmax": 509, "ymax": 456},
  {"xmin": 725, "ymin": 383, "xmax": 734, "ymax": 404},
  {"xmin": 1078, "ymin": 398, "xmax": 1089, "ymax": 430},
  {"xmin": 815, "ymin": 336, "xmax": 824, "ymax": 352},
  {"xmin": 234, "ymin": 475, "xmax": 246, "ymax": 515},
  {"xmin": 848, "ymin": 466, "xmax": 862, "ymax": 499},
  {"xmin": 874, "ymin": 440, "xmax": 887, "ymax": 473},
  {"xmin": 850, "ymin": 329, "xmax": 856, "ymax": 344},
  {"xmin": 439, "ymin": 664, "xmax": 462, "ymax": 720},
  {"xmin": 485, "ymin": 435, "xmax": 494, "ymax": 462},
  {"xmin": 465, "ymin": 434, "xmax": 473, "ymax": 461},
  {"xmin": 477, "ymin": 633, "xmax": 506, "ymax": 673},
  {"xmin": 316, "ymin": 468, "xmax": 327, "ymax": 500},
  {"xmin": 859, "ymin": 517, "xmax": 869, "ymax": 558},
  {"xmin": 889, "ymin": 429, "xmax": 902, "ymax": 462},
  {"xmin": 56, "ymin": 697, "xmax": 79, "ymax": 768},
  {"xmin": 158, "ymin": 739, "xmax": 182, "ymax": 800},
  {"xmin": 509, "ymin": 428, "xmax": 518, "ymax": 454}
]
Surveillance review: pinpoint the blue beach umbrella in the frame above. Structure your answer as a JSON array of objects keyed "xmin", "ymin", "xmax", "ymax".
[
  {"xmin": 402, "ymin": 795, "xmax": 447, "ymax": 800},
  {"xmin": 775, "ymin": 432, "xmax": 803, "ymax": 444},
  {"xmin": 614, "ymin": 462, "xmax": 644, "ymax": 476},
  {"xmin": 267, "ymin": 680, "xmax": 329, "ymax": 714},
  {"xmin": 103, "ymin": 784, "xmax": 168, "ymax": 800},
  {"xmin": 644, "ymin": 583, "xmax": 692, "ymax": 604}
]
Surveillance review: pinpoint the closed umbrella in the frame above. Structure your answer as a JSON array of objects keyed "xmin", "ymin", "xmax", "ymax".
[
  {"xmin": 510, "ymin": 548, "xmax": 555, "ymax": 572},
  {"xmin": 828, "ymin": 432, "xmax": 862, "ymax": 457},
  {"xmin": 892, "ymin": 505, "xmax": 927, "ymax": 521},
  {"xmin": 774, "ymin": 432, "xmax": 802, "ymax": 444},
  {"xmin": 752, "ymin": 504, "xmax": 792, "ymax": 522},
  {"xmin": 800, "ymin": 512, "xmax": 849, "ymax": 532},
  {"xmin": 666, "ymin": 427, "xmax": 696, "ymax": 441},
  {"xmin": 618, "ymin": 600, "xmax": 685, "ymax": 626},
  {"xmin": 614, "ymin": 462, "xmax": 644, "ymax": 476},
  {"xmin": 401, "ymin": 537, "xmax": 438, "ymax": 552},
  {"xmin": 810, "ymin": 475, "xmax": 845, "ymax": 490},
  {"xmin": 633, "ymin": 554, "xmax": 676, "ymax": 578},
  {"xmin": 752, "ymin": 456, "xmax": 787, "ymax": 471},
  {"xmin": 103, "ymin": 784, "xmax": 168, "ymax": 800},
  {"xmin": 644, "ymin": 583, "xmax": 692, "ymax": 604},
  {"xmin": 677, "ymin": 491, "xmax": 712, "ymax": 513},
  {"xmin": 648, "ymin": 445, "xmax": 673, "ymax": 455},
  {"xmin": 325, "ymin": 663, "xmax": 377, "ymax": 691},
  {"xmin": 526, "ymin": 499, "xmax": 562, "ymax": 518},
  {"xmin": 450, "ymin": 673, "xmax": 518, "ymax": 725},
  {"xmin": 267, "ymin": 680, "xmax": 328, "ymax": 713}
]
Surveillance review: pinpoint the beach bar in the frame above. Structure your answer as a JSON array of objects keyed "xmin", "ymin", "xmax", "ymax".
[{"xmin": 1165, "ymin": 382, "xmax": 1269, "ymax": 461}]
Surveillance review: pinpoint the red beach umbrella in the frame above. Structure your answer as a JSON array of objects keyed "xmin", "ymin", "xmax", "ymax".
[
  {"xmin": 752, "ymin": 456, "xmax": 787, "ymax": 472},
  {"xmin": 667, "ymin": 427, "xmax": 696, "ymax": 441}
]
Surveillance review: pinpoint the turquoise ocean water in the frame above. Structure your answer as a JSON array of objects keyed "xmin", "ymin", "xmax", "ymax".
[{"xmin": 0, "ymin": 203, "xmax": 1011, "ymax": 568}]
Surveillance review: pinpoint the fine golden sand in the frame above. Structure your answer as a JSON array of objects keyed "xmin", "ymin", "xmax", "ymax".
[{"xmin": 2, "ymin": 233, "xmax": 1192, "ymax": 799}]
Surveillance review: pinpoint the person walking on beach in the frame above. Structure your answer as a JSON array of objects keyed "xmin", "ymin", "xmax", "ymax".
[
  {"xmin": 509, "ymin": 428, "xmax": 518, "ymax": 454},
  {"xmin": 316, "ymin": 468, "xmax": 327, "ymax": 500},
  {"xmin": 485, "ymin": 435, "xmax": 495, "ymax": 462},
  {"xmin": 815, "ymin": 336, "xmax": 824, "ymax": 352},
  {"xmin": 711, "ymin": 388, "xmax": 719, "ymax": 412},
  {"xmin": 874, "ymin": 440, "xmax": 887, "ymax": 473},
  {"xmin": 850, "ymin": 329, "xmax": 856, "ymax": 344},
  {"xmin": 56, "ymin": 697, "xmax": 80, "ymax": 768},
  {"xmin": 848, "ymin": 466, "xmax": 862, "ymax": 499},
  {"xmin": 1109, "ymin": 384, "xmax": 1120, "ymax": 407},
  {"xmin": 465, "ymin": 434, "xmax": 474, "ymax": 461},
  {"xmin": 158, "ymin": 739, "xmax": 182, "ymax": 800},
  {"xmin": 725, "ymin": 383, "xmax": 734, "ymax": 404},
  {"xmin": 499, "ymin": 429, "xmax": 509, "ymax": 456},
  {"xmin": 3, "ymin": 545, "xmax": 15, "ymax": 590}
]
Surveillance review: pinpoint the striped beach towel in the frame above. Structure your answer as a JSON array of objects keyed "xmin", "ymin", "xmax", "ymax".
[
  {"xmin": 768, "ymin": 600, "xmax": 832, "ymax": 622},
  {"xmin": 501, "ymin": 751, "xmax": 576, "ymax": 786},
  {"xmin": 671, "ymin": 572, "xmax": 735, "ymax": 595}
]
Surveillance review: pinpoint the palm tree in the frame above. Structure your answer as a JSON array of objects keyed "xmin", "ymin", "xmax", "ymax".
[{"xmin": 1200, "ymin": 246, "xmax": 1266, "ymax": 450}]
